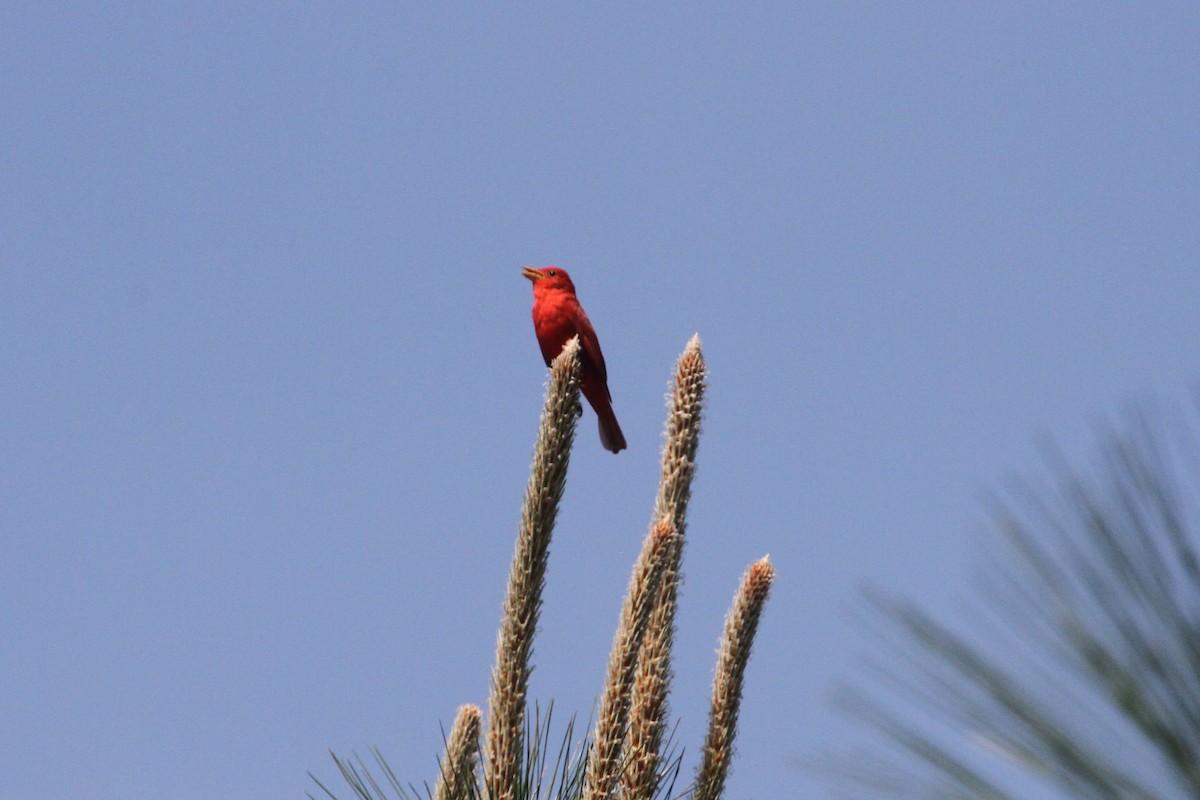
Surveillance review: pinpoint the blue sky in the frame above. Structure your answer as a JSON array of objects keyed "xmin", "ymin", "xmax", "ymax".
[{"xmin": 2, "ymin": 4, "xmax": 1197, "ymax": 798}]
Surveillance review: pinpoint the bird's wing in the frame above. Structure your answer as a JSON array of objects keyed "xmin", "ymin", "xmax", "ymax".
[{"xmin": 573, "ymin": 307, "xmax": 610, "ymax": 386}]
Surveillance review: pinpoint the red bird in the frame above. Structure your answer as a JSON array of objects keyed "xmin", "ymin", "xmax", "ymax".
[{"xmin": 522, "ymin": 265, "xmax": 627, "ymax": 453}]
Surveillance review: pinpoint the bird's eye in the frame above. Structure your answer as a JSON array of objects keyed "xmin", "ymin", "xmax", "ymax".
[{"xmin": 547, "ymin": 270, "xmax": 558, "ymax": 277}]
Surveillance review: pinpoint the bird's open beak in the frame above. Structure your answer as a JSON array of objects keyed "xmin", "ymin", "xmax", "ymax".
[{"xmin": 520, "ymin": 265, "xmax": 542, "ymax": 283}]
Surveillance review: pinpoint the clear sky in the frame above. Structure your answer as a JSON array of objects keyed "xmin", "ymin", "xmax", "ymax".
[{"xmin": 2, "ymin": 4, "xmax": 1197, "ymax": 799}]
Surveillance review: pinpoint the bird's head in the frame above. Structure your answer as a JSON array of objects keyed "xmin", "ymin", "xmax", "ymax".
[{"xmin": 521, "ymin": 265, "xmax": 577, "ymax": 295}]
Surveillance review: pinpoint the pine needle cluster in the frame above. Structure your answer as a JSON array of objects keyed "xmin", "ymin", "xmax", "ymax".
[{"xmin": 835, "ymin": 405, "xmax": 1200, "ymax": 798}]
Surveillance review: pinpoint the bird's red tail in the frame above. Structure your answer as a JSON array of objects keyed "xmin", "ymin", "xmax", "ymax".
[{"xmin": 596, "ymin": 404, "xmax": 627, "ymax": 454}]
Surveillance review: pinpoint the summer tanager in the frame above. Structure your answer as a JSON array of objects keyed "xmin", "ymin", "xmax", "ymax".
[{"xmin": 521, "ymin": 266, "xmax": 627, "ymax": 453}]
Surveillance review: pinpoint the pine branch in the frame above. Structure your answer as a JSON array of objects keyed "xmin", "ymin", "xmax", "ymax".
[
  {"xmin": 436, "ymin": 705, "xmax": 482, "ymax": 800},
  {"xmin": 694, "ymin": 556, "xmax": 775, "ymax": 800},
  {"xmin": 623, "ymin": 335, "xmax": 707, "ymax": 800},
  {"xmin": 484, "ymin": 338, "xmax": 583, "ymax": 800},
  {"xmin": 584, "ymin": 519, "xmax": 679, "ymax": 800}
]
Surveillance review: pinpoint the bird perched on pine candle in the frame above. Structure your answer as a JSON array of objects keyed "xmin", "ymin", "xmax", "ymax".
[{"xmin": 521, "ymin": 266, "xmax": 627, "ymax": 453}]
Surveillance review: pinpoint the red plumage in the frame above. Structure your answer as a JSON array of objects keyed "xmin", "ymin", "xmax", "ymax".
[{"xmin": 521, "ymin": 265, "xmax": 627, "ymax": 453}]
